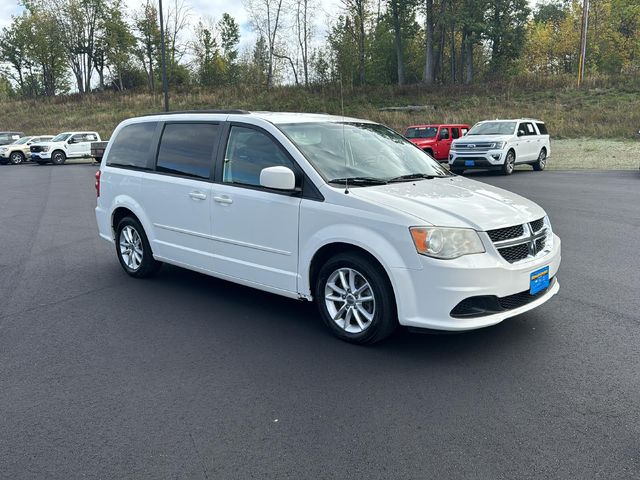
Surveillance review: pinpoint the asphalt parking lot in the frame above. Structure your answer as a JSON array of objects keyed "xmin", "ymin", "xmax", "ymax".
[{"xmin": 1, "ymin": 164, "xmax": 639, "ymax": 479}]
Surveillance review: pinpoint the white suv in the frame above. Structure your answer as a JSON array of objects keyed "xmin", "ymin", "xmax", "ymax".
[
  {"xmin": 30, "ymin": 131, "xmax": 100, "ymax": 165},
  {"xmin": 96, "ymin": 111, "xmax": 561, "ymax": 344},
  {"xmin": 449, "ymin": 119, "xmax": 550, "ymax": 175}
]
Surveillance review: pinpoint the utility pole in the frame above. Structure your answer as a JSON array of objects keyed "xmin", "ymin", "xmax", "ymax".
[
  {"xmin": 577, "ymin": 0, "xmax": 589, "ymax": 87},
  {"xmin": 158, "ymin": 0, "xmax": 169, "ymax": 111}
]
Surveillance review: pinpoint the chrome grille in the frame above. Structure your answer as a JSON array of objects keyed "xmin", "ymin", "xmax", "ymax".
[
  {"xmin": 452, "ymin": 142, "xmax": 495, "ymax": 153},
  {"xmin": 487, "ymin": 218, "xmax": 549, "ymax": 264}
]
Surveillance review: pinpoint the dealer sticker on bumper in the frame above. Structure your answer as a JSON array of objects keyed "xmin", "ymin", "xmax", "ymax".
[{"xmin": 530, "ymin": 266, "xmax": 550, "ymax": 295}]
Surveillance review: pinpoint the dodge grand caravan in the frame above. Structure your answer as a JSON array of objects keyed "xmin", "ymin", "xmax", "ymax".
[{"xmin": 96, "ymin": 111, "xmax": 561, "ymax": 344}]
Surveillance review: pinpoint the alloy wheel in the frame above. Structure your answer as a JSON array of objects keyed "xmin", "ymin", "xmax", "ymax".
[
  {"xmin": 119, "ymin": 225, "xmax": 143, "ymax": 271},
  {"xmin": 324, "ymin": 267, "xmax": 376, "ymax": 334}
]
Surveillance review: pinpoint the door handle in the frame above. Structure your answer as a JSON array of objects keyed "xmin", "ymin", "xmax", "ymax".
[
  {"xmin": 213, "ymin": 195, "xmax": 233, "ymax": 205},
  {"xmin": 189, "ymin": 191, "xmax": 207, "ymax": 200}
]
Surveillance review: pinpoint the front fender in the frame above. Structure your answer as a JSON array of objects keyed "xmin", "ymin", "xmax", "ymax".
[{"xmin": 298, "ymin": 223, "xmax": 422, "ymax": 298}]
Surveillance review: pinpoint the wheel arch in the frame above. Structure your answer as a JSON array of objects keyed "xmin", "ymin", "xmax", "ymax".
[{"xmin": 108, "ymin": 196, "xmax": 155, "ymax": 244}]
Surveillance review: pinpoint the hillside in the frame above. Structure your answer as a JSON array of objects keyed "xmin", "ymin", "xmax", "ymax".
[{"xmin": 1, "ymin": 77, "xmax": 639, "ymax": 141}]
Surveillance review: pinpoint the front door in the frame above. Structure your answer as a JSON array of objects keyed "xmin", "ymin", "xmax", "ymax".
[
  {"xmin": 211, "ymin": 125, "xmax": 301, "ymax": 293},
  {"xmin": 142, "ymin": 122, "xmax": 220, "ymax": 270},
  {"xmin": 67, "ymin": 134, "xmax": 86, "ymax": 157},
  {"xmin": 434, "ymin": 127, "xmax": 451, "ymax": 160}
]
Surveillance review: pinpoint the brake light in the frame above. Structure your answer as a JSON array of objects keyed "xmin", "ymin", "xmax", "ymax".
[{"xmin": 95, "ymin": 170, "xmax": 101, "ymax": 197}]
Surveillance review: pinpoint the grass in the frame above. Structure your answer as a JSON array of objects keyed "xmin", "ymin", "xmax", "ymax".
[{"xmin": 1, "ymin": 74, "xmax": 639, "ymax": 144}]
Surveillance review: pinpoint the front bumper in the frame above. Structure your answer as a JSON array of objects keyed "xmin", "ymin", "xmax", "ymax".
[
  {"xmin": 391, "ymin": 234, "xmax": 561, "ymax": 331},
  {"xmin": 31, "ymin": 152, "xmax": 52, "ymax": 161},
  {"xmin": 449, "ymin": 150, "xmax": 505, "ymax": 169}
]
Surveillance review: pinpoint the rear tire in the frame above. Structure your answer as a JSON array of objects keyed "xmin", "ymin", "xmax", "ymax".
[
  {"xmin": 51, "ymin": 150, "xmax": 66, "ymax": 165},
  {"xmin": 9, "ymin": 152, "xmax": 25, "ymax": 165},
  {"xmin": 315, "ymin": 252, "xmax": 397, "ymax": 344},
  {"xmin": 115, "ymin": 216, "xmax": 162, "ymax": 278},
  {"xmin": 533, "ymin": 148, "xmax": 547, "ymax": 171},
  {"xmin": 502, "ymin": 149, "xmax": 515, "ymax": 175}
]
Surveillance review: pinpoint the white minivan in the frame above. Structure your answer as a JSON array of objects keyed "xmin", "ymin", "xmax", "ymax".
[{"xmin": 96, "ymin": 111, "xmax": 561, "ymax": 343}]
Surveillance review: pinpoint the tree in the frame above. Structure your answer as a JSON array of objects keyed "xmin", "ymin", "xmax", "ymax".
[
  {"xmin": 245, "ymin": 0, "xmax": 287, "ymax": 87},
  {"xmin": 341, "ymin": 0, "xmax": 371, "ymax": 85},
  {"xmin": 484, "ymin": 0, "xmax": 530, "ymax": 75},
  {"xmin": 102, "ymin": 0, "xmax": 135, "ymax": 90},
  {"xmin": 134, "ymin": 0, "xmax": 160, "ymax": 92},
  {"xmin": 192, "ymin": 19, "xmax": 224, "ymax": 86},
  {"xmin": 295, "ymin": 0, "xmax": 313, "ymax": 85},
  {"xmin": 218, "ymin": 13, "xmax": 240, "ymax": 83}
]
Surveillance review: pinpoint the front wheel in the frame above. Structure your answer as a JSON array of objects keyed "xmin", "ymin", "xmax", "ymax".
[
  {"xmin": 533, "ymin": 149, "xmax": 547, "ymax": 171},
  {"xmin": 116, "ymin": 216, "xmax": 162, "ymax": 278},
  {"xmin": 51, "ymin": 150, "xmax": 66, "ymax": 165},
  {"xmin": 502, "ymin": 150, "xmax": 515, "ymax": 175},
  {"xmin": 9, "ymin": 152, "xmax": 25, "ymax": 165},
  {"xmin": 315, "ymin": 252, "xmax": 397, "ymax": 344}
]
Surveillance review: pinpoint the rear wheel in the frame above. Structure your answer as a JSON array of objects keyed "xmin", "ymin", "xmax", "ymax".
[
  {"xmin": 115, "ymin": 216, "xmax": 162, "ymax": 278},
  {"xmin": 502, "ymin": 149, "xmax": 515, "ymax": 175},
  {"xmin": 532, "ymin": 148, "xmax": 547, "ymax": 171},
  {"xmin": 9, "ymin": 151, "xmax": 25, "ymax": 165},
  {"xmin": 315, "ymin": 252, "xmax": 397, "ymax": 344},
  {"xmin": 51, "ymin": 150, "xmax": 66, "ymax": 165}
]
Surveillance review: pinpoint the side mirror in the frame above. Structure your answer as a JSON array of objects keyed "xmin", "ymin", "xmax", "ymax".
[
  {"xmin": 260, "ymin": 166, "xmax": 296, "ymax": 191},
  {"xmin": 68, "ymin": 138, "xmax": 75, "ymax": 144},
  {"xmin": 517, "ymin": 130, "xmax": 525, "ymax": 137}
]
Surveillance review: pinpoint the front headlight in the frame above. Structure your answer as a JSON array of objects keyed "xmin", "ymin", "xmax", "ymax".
[
  {"xmin": 493, "ymin": 142, "xmax": 506, "ymax": 149},
  {"xmin": 410, "ymin": 227, "xmax": 485, "ymax": 259}
]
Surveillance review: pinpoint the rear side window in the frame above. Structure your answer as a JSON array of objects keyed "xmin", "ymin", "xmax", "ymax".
[
  {"xmin": 84, "ymin": 133, "xmax": 98, "ymax": 142},
  {"xmin": 156, "ymin": 123, "xmax": 219, "ymax": 179},
  {"xmin": 107, "ymin": 122, "xmax": 158, "ymax": 169},
  {"xmin": 536, "ymin": 123, "xmax": 548, "ymax": 135},
  {"xmin": 451, "ymin": 128, "xmax": 460, "ymax": 139}
]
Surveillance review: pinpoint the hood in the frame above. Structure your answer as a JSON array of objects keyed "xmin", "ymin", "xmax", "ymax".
[
  {"xmin": 350, "ymin": 176, "xmax": 545, "ymax": 230},
  {"xmin": 453, "ymin": 134, "xmax": 511, "ymax": 145},
  {"xmin": 408, "ymin": 137, "xmax": 436, "ymax": 145}
]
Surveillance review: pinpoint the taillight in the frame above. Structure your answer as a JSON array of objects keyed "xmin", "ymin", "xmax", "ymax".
[{"xmin": 95, "ymin": 170, "xmax": 101, "ymax": 197}]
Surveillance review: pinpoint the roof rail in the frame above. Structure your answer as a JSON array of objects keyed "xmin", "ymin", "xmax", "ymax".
[{"xmin": 142, "ymin": 109, "xmax": 250, "ymax": 116}]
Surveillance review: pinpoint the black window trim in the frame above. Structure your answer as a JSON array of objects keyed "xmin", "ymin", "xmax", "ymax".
[
  {"xmin": 215, "ymin": 121, "xmax": 324, "ymax": 201},
  {"xmin": 151, "ymin": 120, "xmax": 222, "ymax": 182}
]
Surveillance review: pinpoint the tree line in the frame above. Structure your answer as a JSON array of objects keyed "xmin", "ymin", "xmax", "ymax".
[{"xmin": 0, "ymin": 0, "xmax": 638, "ymax": 98}]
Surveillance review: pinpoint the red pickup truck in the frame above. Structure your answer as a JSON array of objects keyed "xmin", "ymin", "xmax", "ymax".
[{"xmin": 405, "ymin": 124, "xmax": 470, "ymax": 161}]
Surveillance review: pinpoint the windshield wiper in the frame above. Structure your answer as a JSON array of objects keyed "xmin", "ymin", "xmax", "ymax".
[
  {"xmin": 388, "ymin": 173, "xmax": 445, "ymax": 182},
  {"xmin": 328, "ymin": 176, "xmax": 389, "ymax": 186}
]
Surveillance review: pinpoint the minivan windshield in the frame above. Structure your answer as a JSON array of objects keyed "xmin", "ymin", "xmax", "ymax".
[
  {"xmin": 467, "ymin": 121, "xmax": 516, "ymax": 136},
  {"xmin": 51, "ymin": 133, "xmax": 71, "ymax": 142},
  {"xmin": 279, "ymin": 122, "xmax": 451, "ymax": 184},
  {"xmin": 405, "ymin": 127, "xmax": 438, "ymax": 139}
]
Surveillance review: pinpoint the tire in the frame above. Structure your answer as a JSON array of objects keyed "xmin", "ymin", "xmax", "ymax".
[
  {"xmin": 51, "ymin": 150, "xmax": 66, "ymax": 165},
  {"xmin": 115, "ymin": 216, "xmax": 162, "ymax": 278},
  {"xmin": 502, "ymin": 149, "xmax": 516, "ymax": 175},
  {"xmin": 533, "ymin": 148, "xmax": 547, "ymax": 171},
  {"xmin": 9, "ymin": 151, "xmax": 25, "ymax": 165},
  {"xmin": 450, "ymin": 168, "xmax": 464, "ymax": 175},
  {"xmin": 315, "ymin": 252, "xmax": 397, "ymax": 344}
]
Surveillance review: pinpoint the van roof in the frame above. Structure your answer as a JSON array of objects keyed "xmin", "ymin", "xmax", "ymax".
[{"xmin": 136, "ymin": 110, "xmax": 373, "ymax": 125}]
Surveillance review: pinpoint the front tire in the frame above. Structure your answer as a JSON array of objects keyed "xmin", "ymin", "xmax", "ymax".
[
  {"xmin": 533, "ymin": 148, "xmax": 547, "ymax": 171},
  {"xmin": 315, "ymin": 252, "xmax": 397, "ymax": 344},
  {"xmin": 502, "ymin": 149, "xmax": 515, "ymax": 175},
  {"xmin": 9, "ymin": 152, "xmax": 25, "ymax": 165},
  {"xmin": 51, "ymin": 150, "xmax": 66, "ymax": 165},
  {"xmin": 115, "ymin": 216, "xmax": 162, "ymax": 278}
]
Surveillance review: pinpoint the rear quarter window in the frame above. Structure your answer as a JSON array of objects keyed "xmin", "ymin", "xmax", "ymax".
[
  {"xmin": 107, "ymin": 122, "xmax": 158, "ymax": 169},
  {"xmin": 536, "ymin": 123, "xmax": 548, "ymax": 135}
]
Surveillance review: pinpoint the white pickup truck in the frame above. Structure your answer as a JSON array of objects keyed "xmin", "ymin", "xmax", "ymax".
[
  {"xmin": 30, "ymin": 131, "xmax": 101, "ymax": 165},
  {"xmin": 449, "ymin": 119, "xmax": 550, "ymax": 175}
]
